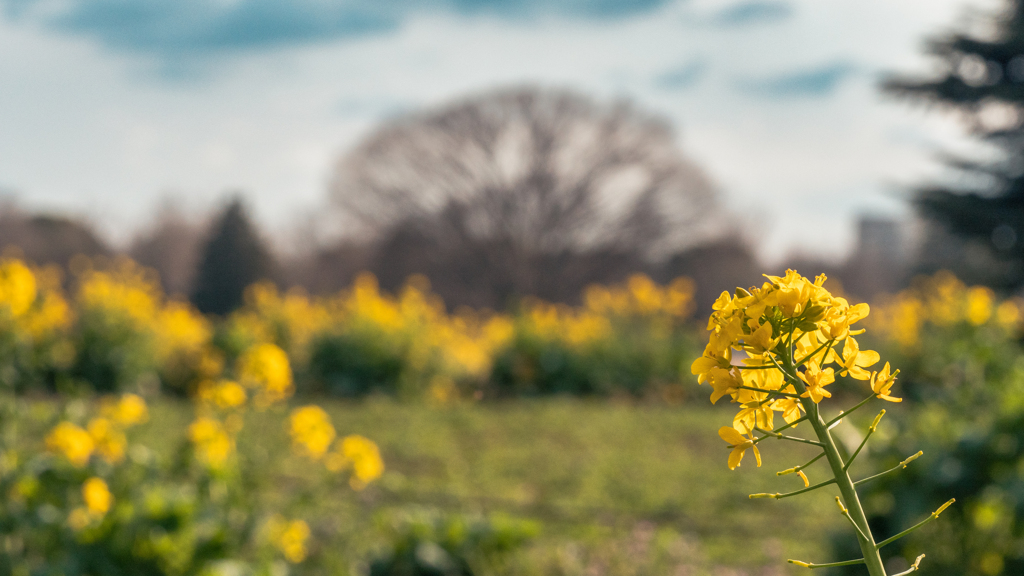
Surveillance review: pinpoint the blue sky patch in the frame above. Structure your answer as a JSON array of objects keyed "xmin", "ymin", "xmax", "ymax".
[
  {"xmin": 655, "ymin": 59, "xmax": 708, "ymax": 90},
  {"xmin": 1, "ymin": 0, "xmax": 673, "ymax": 58},
  {"xmin": 738, "ymin": 61, "xmax": 857, "ymax": 98},
  {"xmin": 711, "ymin": 1, "xmax": 792, "ymax": 27}
]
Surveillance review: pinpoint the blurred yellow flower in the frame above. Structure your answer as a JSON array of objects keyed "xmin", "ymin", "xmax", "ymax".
[
  {"xmin": 82, "ymin": 477, "xmax": 112, "ymax": 516},
  {"xmin": 197, "ymin": 379, "xmax": 247, "ymax": 410},
  {"xmin": 46, "ymin": 422, "xmax": 94, "ymax": 467},
  {"xmin": 966, "ymin": 286, "xmax": 995, "ymax": 326},
  {"xmin": 325, "ymin": 434, "xmax": 384, "ymax": 489},
  {"xmin": 288, "ymin": 406, "xmax": 336, "ymax": 460},
  {"xmin": 238, "ymin": 343, "xmax": 293, "ymax": 407},
  {"xmin": 101, "ymin": 393, "xmax": 149, "ymax": 427},
  {"xmin": 0, "ymin": 259, "xmax": 37, "ymax": 317},
  {"xmin": 87, "ymin": 418, "xmax": 127, "ymax": 464},
  {"xmin": 266, "ymin": 514, "xmax": 310, "ymax": 563},
  {"xmin": 188, "ymin": 417, "xmax": 234, "ymax": 468}
]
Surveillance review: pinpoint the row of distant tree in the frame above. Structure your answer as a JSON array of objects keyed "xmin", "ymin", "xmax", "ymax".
[{"xmin": 9, "ymin": 0, "xmax": 1024, "ymax": 312}]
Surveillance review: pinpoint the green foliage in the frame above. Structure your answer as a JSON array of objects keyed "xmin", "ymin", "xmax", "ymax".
[
  {"xmin": 68, "ymin": 303, "xmax": 159, "ymax": 394},
  {"xmin": 307, "ymin": 330, "xmax": 406, "ymax": 397},
  {"xmin": 368, "ymin": 512, "xmax": 538, "ymax": 576}
]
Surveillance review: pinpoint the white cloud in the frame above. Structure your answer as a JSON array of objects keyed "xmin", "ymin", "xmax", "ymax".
[{"xmin": 0, "ymin": 0, "xmax": 1000, "ymax": 260}]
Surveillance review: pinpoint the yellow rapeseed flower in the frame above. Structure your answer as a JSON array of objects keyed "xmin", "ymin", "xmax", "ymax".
[
  {"xmin": 870, "ymin": 362, "xmax": 902, "ymax": 403},
  {"xmin": 237, "ymin": 343, "xmax": 293, "ymax": 408},
  {"xmin": 718, "ymin": 426, "xmax": 761, "ymax": 470},
  {"xmin": 266, "ymin": 515, "xmax": 311, "ymax": 563},
  {"xmin": 197, "ymin": 379, "xmax": 247, "ymax": 410},
  {"xmin": 325, "ymin": 434, "xmax": 384, "ymax": 489},
  {"xmin": 288, "ymin": 406, "xmax": 336, "ymax": 460},
  {"xmin": 87, "ymin": 418, "xmax": 127, "ymax": 464},
  {"xmin": 0, "ymin": 259, "xmax": 38, "ymax": 317},
  {"xmin": 101, "ymin": 393, "xmax": 149, "ymax": 427},
  {"xmin": 835, "ymin": 337, "xmax": 879, "ymax": 380},
  {"xmin": 46, "ymin": 422, "xmax": 94, "ymax": 467},
  {"xmin": 966, "ymin": 286, "xmax": 994, "ymax": 326},
  {"xmin": 82, "ymin": 477, "xmax": 112, "ymax": 516},
  {"xmin": 188, "ymin": 417, "xmax": 234, "ymax": 468},
  {"xmin": 798, "ymin": 361, "xmax": 835, "ymax": 404},
  {"xmin": 694, "ymin": 270, "xmax": 901, "ymax": 469}
]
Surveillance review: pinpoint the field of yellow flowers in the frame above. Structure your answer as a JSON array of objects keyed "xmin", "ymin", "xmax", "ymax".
[
  {"xmin": 0, "ymin": 255, "xmax": 699, "ymax": 401},
  {"xmin": 4, "ymin": 255, "xmax": 1024, "ymax": 574}
]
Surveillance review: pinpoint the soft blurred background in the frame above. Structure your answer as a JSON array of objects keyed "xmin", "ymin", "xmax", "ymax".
[{"xmin": 3, "ymin": 0, "xmax": 1024, "ymax": 575}]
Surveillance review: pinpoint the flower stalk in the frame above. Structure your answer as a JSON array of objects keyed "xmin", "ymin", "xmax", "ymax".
[{"xmin": 692, "ymin": 270, "xmax": 954, "ymax": 576}]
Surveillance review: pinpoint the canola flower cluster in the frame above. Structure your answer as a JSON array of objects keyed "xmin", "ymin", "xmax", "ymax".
[
  {"xmin": 40, "ymin": 395, "xmax": 146, "ymax": 533},
  {"xmin": 869, "ymin": 270, "xmax": 1024, "ymax": 350},
  {"xmin": 692, "ymin": 270, "xmax": 899, "ymax": 469},
  {"xmin": 289, "ymin": 405, "xmax": 385, "ymax": 490},
  {"xmin": 45, "ymin": 394, "xmax": 149, "ymax": 467},
  {"xmin": 693, "ymin": 270, "xmax": 954, "ymax": 576}
]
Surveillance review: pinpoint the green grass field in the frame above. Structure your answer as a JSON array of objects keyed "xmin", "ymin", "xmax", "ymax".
[{"xmin": 35, "ymin": 398, "xmax": 850, "ymax": 575}]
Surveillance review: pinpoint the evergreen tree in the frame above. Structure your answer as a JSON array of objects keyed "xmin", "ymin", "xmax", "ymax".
[
  {"xmin": 886, "ymin": 0, "xmax": 1024, "ymax": 288},
  {"xmin": 191, "ymin": 198, "xmax": 274, "ymax": 315}
]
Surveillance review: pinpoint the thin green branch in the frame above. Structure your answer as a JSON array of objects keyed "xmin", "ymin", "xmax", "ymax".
[
  {"xmin": 843, "ymin": 410, "xmax": 886, "ymax": 472},
  {"xmin": 737, "ymin": 385, "xmax": 800, "ymax": 398},
  {"xmin": 749, "ymin": 477, "xmax": 835, "ymax": 500},
  {"xmin": 754, "ymin": 427, "xmax": 824, "ymax": 447},
  {"xmin": 753, "ymin": 381, "xmax": 801, "ymax": 408},
  {"xmin": 876, "ymin": 499, "xmax": 956, "ymax": 550},
  {"xmin": 795, "ymin": 339, "xmax": 834, "ymax": 368},
  {"xmin": 836, "ymin": 496, "xmax": 871, "ymax": 543},
  {"xmin": 892, "ymin": 554, "xmax": 926, "ymax": 576},
  {"xmin": 735, "ymin": 364, "xmax": 776, "ymax": 370},
  {"xmin": 750, "ymin": 416, "xmax": 808, "ymax": 445},
  {"xmin": 777, "ymin": 452, "xmax": 825, "ymax": 476},
  {"xmin": 825, "ymin": 393, "xmax": 875, "ymax": 428},
  {"xmin": 855, "ymin": 451, "xmax": 924, "ymax": 487},
  {"xmin": 788, "ymin": 558, "xmax": 866, "ymax": 569}
]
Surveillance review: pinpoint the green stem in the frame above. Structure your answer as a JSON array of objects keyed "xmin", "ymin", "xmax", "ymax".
[
  {"xmin": 778, "ymin": 451, "xmax": 825, "ymax": 476},
  {"xmin": 750, "ymin": 477, "xmax": 835, "ymax": 500},
  {"xmin": 843, "ymin": 410, "xmax": 885, "ymax": 472},
  {"xmin": 825, "ymin": 393, "xmax": 875, "ymax": 428},
  {"xmin": 856, "ymin": 451, "xmax": 923, "ymax": 487},
  {"xmin": 891, "ymin": 554, "xmax": 926, "ymax": 576},
  {"xmin": 753, "ymin": 427, "xmax": 824, "ymax": 447},
  {"xmin": 875, "ymin": 500, "xmax": 955, "ymax": 550},
  {"xmin": 737, "ymin": 385, "xmax": 801, "ymax": 398},
  {"xmin": 794, "ymin": 339, "xmax": 833, "ymax": 368},
  {"xmin": 788, "ymin": 558, "xmax": 866, "ymax": 569},
  {"xmin": 750, "ymin": 416, "xmax": 807, "ymax": 446},
  {"xmin": 783, "ymin": 353, "xmax": 887, "ymax": 576}
]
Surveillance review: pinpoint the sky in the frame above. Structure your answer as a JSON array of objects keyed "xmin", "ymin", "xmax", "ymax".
[{"xmin": 0, "ymin": 0, "xmax": 1003, "ymax": 262}]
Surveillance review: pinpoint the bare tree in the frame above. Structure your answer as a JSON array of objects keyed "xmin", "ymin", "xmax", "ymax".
[
  {"xmin": 329, "ymin": 86, "xmax": 719, "ymax": 307},
  {"xmin": 0, "ymin": 200, "xmax": 110, "ymax": 269}
]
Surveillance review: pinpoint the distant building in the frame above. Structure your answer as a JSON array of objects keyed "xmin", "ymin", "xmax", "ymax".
[
  {"xmin": 842, "ymin": 215, "xmax": 910, "ymax": 299},
  {"xmin": 857, "ymin": 217, "xmax": 904, "ymax": 266}
]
